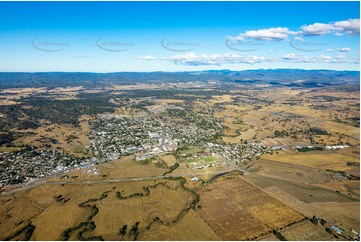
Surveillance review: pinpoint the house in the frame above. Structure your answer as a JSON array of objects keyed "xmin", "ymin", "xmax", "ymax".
[
  {"xmin": 190, "ymin": 177, "xmax": 200, "ymax": 182},
  {"xmin": 56, "ymin": 165, "xmax": 64, "ymax": 172},
  {"xmin": 330, "ymin": 225, "xmax": 343, "ymax": 235}
]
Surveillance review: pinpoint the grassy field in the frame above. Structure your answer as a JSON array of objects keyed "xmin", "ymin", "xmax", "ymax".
[
  {"xmin": 139, "ymin": 209, "xmax": 220, "ymax": 240},
  {"xmin": 100, "ymin": 156, "xmax": 168, "ymax": 179},
  {"xmin": 281, "ymin": 221, "xmax": 336, "ymax": 241},
  {"xmin": 197, "ymin": 176, "xmax": 304, "ymax": 240},
  {"xmin": 262, "ymin": 186, "xmax": 318, "ymax": 218},
  {"xmin": 210, "ymin": 95, "xmax": 233, "ymax": 103},
  {"xmin": 0, "ymin": 192, "xmax": 43, "ymax": 240},
  {"xmin": 202, "ymin": 156, "xmax": 216, "ymax": 162},
  {"xmin": 12, "ymin": 121, "xmax": 91, "ymax": 156},
  {"xmin": 244, "ymin": 174, "xmax": 358, "ymax": 203},
  {"xmin": 309, "ymin": 202, "xmax": 360, "ymax": 230},
  {"xmin": 0, "ymin": 146, "xmax": 23, "ymax": 152},
  {"xmin": 261, "ymin": 151, "xmax": 359, "ymax": 171},
  {"xmin": 0, "ymin": 87, "xmax": 359, "ymax": 240},
  {"xmin": 313, "ymin": 181, "xmax": 360, "ymax": 198},
  {"xmin": 246, "ymin": 172, "xmax": 360, "ymax": 234},
  {"xmin": 222, "ymin": 129, "xmax": 257, "ymax": 144},
  {"xmin": 0, "ymin": 176, "xmax": 207, "ymax": 240},
  {"xmin": 243, "ymin": 174, "xmax": 359, "ymax": 234},
  {"xmin": 258, "ymin": 233, "xmax": 280, "ymax": 241},
  {"xmin": 245, "ymin": 158, "xmax": 335, "ymax": 184},
  {"xmin": 159, "ymin": 155, "xmax": 177, "ymax": 167}
]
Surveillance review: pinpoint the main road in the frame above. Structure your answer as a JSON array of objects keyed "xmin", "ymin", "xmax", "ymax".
[{"xmin": 0, "ymin": 165, "xmax": 238, "ymax": 195}]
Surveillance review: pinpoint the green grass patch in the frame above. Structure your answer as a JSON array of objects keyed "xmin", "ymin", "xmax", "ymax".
[
  {"xmin": 184, "ymin": 158, "xmax": 198, "ymax": 163},
  {"xmin": 0, "ymin": 146, "xmax": 22, "ymax": 152},
  {"xmin": 202, "ymin": 156, "xmax": 216, "ymax": 162}
]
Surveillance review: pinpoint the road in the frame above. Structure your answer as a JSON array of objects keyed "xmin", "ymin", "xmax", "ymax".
[
  {"xmin": 222, "ymin": 154, "xmax": 249, "ymax": 174},
  {"xmin": 0, "ymin": 165, "xmax": 237, "ymax": 195}
]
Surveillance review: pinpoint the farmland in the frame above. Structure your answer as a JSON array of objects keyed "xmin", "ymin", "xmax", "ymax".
[
  {"xmin": 0, "ymin": 70, "xmax": 359, "ymax": 240},
  {"xmin": 197, "ymin": 176, "xmax": 305, "ymax": 240},
  {"xmin": 260, "ymin": 151, "xmax": 359, "ymax": 171}
]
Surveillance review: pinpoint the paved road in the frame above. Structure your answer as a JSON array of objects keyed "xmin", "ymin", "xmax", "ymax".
[
  {"xmin": 0, "ymin": 165, "xmax": 237, "ymax": 195},
  {"xmin": 222, "ymin": 154, "xmax": 249, "ymax": 174}
]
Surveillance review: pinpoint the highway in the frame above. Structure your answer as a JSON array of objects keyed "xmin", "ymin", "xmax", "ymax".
[{"xmin": 0, "ymin": 164, "xmax": 239, "ymax": 195}]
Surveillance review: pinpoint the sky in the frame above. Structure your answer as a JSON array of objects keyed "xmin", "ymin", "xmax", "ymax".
[{"xmin": 0, "ymin": 1, "xmax": 359, "ymax": 72}]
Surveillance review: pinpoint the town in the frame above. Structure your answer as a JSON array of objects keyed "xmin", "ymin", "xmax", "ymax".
[
  {"xmin": 0, "ymin": 147, "xmax": 90, "ymax": 192},
  {"xmin": 88, "ymin": 113, "xmax": 220, "ymax": 160}
]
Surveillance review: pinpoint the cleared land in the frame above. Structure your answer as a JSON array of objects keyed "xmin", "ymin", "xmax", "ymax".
[
  {"xmin": 0, "ymin": 177, "xmax": 204, "ymax": 240},
  {"xmin": 0, "ymin": 78, "xmax": 359, "ymax": 241},
  {"xmin": 244, "ymin": 174, "xmax": 358, "ymax": 204},
  {"xmin": 261, "ymin": 151, "xmax": 359, "ymax": 171},
  {"xmin": 245, "ymin": 158, "xmax": 335, "ymax": 184},
  {"xmin": 159, "ymin": 155, "xmax": 177, "ymax": 167},
  {"xmin": 281, "ymin": 221, "xmax": 337, "ymax": 241},
  {"xmin": 309, "ymin": 202, "xmax": 360, "ymax": 230},
  {"xmin": 197, "ymin": 176, "xmax": 304, "ymax": 240}
]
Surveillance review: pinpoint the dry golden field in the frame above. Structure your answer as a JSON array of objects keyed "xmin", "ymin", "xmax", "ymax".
[
  {"xmin": 159, "ymin": 155, "xmax": 177, "ymax": 167},
  {"xmin": 0, "ymin": 177, "xmax": 203, "ymax": 240},
  {"xmin": 12, "ymin": 122, "xmax": 91, "ymax": 156},
  {"xmin": 0, "ymin": 85, "xmax": 359, "ymax": 241},
  {"xmin": 99, "ymin": 155, "xmax": 168, "ymax": 179},
  {"xmin": 261, "ymin": 151, "xmax": 359, "ymax": 171},
  {"xmin": 281, "ymin": 221, "xmax": 337, "ymax": 241},
  {"xmin": 309, "ymin": 202, "xmax": 360, "ymax": 230},
  {"xmin": 197, "ymin": 176, "xmax": 304, "ymax": 240}
]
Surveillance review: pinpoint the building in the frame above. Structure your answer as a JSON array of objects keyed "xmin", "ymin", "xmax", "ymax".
[
  {"xmin": 190, "ymin": 177, "xmax": 200, "ymax": 182},
  {"xmin": 330, "ymin": 225, "xmax": 343, "ymax": 235}
]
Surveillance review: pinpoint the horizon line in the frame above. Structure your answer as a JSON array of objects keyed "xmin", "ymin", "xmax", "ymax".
[{"xmin": 0, "ymin": 68, "xmax": 359, "ymax": 74}]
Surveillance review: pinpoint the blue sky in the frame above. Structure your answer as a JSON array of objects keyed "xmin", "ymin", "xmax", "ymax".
[{"xmin": 0, "ymin": 1, "xmax": 359, "ymax": 72}]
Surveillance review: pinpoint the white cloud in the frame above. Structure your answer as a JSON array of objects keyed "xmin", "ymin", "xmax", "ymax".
[
  {"xmin": 229, "ymin": 27, "xmax": 301, "ymax": 41},
  {"xmin": 338, "ymin": 47, "xmax": 351, "ymax": 52},
  {"xmin": 336, "ymin": 53, "xmax": 346, "ymax": 59},
  {"xmin": 159, "ymin": 52, "xmax": 272, "ymax": 66},
  {"xmin": 301, "ymin": 19, "xmax": 360, "ymax": 36},
  {"xmin": 319, "ymin": 54, "xmax": 332, "ymax": 60},
  {"xmin": 333, "ymin": 19, "xmax": 360, "ymax": 35},
  {"xmin": 282, "ymin": 53, "xmax": 313, "ymax": 63},
  {"xmin": 160, "ymin": 52, "xmax": 221, "ymax": 66},
  {"xmin": 227, "ymin": 18, "xmax": 359, "ymax": 44},
  {"xmin": 334, "ymin": 32, "xmax": 345, "ymax": 36},
  {"xmin": 243, "ymin": 27, "xmax": 289, "ymax": 41},
  {"xmin": 281, "ymin": 53, "xmax": 358, "ymax": 64},
  {"xmin": 326, "ymin": 48, "xmax": 333, "ymax": 52},
  {"xmin": 227, "ymin": 35, "xmax": 244, "ymax": 41},
  {"xmin": 301, "ymin": 23, "xmax": 331, "ymax": 36},
  {"xmin": 138, "ymin": 55, "xmax": 156, "ymax": 60},
  {"xmin": 283, "ymin": 53, "xmax": 304, "ymax": 60},
  {"xmin": 144, "ymin": 51, "xmax": 359, "ymax": 66}
]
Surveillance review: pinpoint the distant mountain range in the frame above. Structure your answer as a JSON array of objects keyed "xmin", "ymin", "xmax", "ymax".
[{"xmin": 0, "ymin": 69, "xmax": 359, "ymax": 89}]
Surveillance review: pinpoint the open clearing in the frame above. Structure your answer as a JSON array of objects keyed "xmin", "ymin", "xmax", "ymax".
[
  {"xmin": 246, "ymin": 158, "xmax": 335, "ymax": 184},
  {"xmin": 245, "ymin": 176, "xmax": 360, "ymax": 232},
  {"xmin": 197, "ymin": 176, "xmax": 304, "ymax": 240},
  {"xmin": 263, "ymin": 186, "xmax": 318, "ymax": 218},
  {"xmin": 281, "ymin": 221, "xmax": 336, "ymax": 241},
  {"xmin": 313, "ymin": 181, "xmax": 360, "ymax": 198},
  {"xmin": 159, "ymin": 155, "xmax": 177, "ymax": 167},
  {"xmin": 0, "ymin": 177, "xmax": 207, "ymax": 240},
  {"xmin": 244, "ymin": 174, "xmax": 358, "ymax": 203},
  {"xmin": 12, "ymin": 121, "xmax": 91, "ymax": 156},
  {"xmin": 261, "ymin": 151, "xmax": 359, "ymax": 171},
  {"xmin": 99, "ymin": 156, "xmax": 168, "ymax": 179},
  {"xmin": 309, "ymin": 202, "xmax": 360, "ymax": 230}
]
